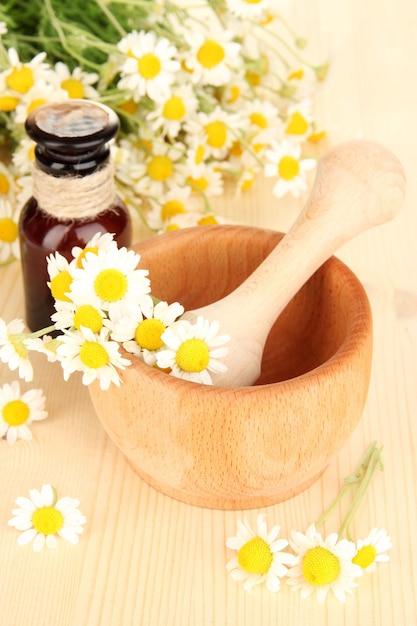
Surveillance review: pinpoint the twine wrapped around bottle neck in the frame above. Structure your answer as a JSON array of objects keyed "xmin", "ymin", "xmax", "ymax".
[{"xmin": 32, "ymin": 162, "xmax": 117, "ymax": 219}]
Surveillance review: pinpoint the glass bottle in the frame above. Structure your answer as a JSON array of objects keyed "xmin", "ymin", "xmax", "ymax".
[{"xmin": 19, "ymin": 99, "xmax": 132, "ymax": 331}]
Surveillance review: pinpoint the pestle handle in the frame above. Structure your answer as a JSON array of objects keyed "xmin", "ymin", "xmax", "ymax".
[{"xmin": 217, "ymin": 140, "xmax": 406, "ymax": 332}]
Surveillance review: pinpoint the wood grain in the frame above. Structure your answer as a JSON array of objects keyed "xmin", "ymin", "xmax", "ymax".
[{"xmin": 0, "ymin": 0, "xmax": 416, "ymax": 624}]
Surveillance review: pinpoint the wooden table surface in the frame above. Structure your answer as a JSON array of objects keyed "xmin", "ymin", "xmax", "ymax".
[{"xmin": 1, "ymin": 1, "xmax": 416, "ymax": 624}]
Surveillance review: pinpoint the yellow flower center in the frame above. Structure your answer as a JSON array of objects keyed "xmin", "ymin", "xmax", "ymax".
[
  {"xmin": 73, "ymin": 305, "xmax": 103, "ymax": 333},
  {"xmin": 0, "ymin": 95, "xmax": 20, "ymax": 112},
  {"xmin": 245, "ymin": 71, "xmax": 261, "ymax": 87},
  {"xmin": 163, "ymin": 96, "xmax": 186, "ymax": 121},
  {"xmin": 205, "ymin": 121, "xmax": 227, "ymax": 149},
  {"xmin": 175, "ymin": 338, "xmax": 210, "ymax": 372},
  {"xmin": 50, "ymin": 270, "xmax": 73, "ymax": 302},
  {"xmin": 198, "ymin": 215, "xmax": 218, "ymax": 226},
  {"xmin": 79, "ymin": 341, "xmax": 109, "ymax": 369},
  {"xmin": 286, "ymin": 111, "xmax": 309, "ymax": 135},
  {"xmin": 61, "ymin": 78, "xmax": 85, "ymax": 98},
  {"xmin": 237, "ymin": 537, "xmax": 273, "ymax": 574},
  {"xmin": 244, "ymin": 0, "xmax": 263, "ymax": 3},
  {"xmin": 288, "ymin": 68, "xmax": 305, "ymax": 81},
  {"xmin": 186, "ymin": 176, "xmax": 208, "ymax": 192},
  {"xmin": 352, "ymin": 545, "xmax": 377, "ymax": 569},
  {"xmin": 240, "ymin": 170, "xmax": 256, "ymax": 191},
  {"xmin": 27, "ymin": 98, "xmax": 47, "ymax": 114},
  {"xmin": 94, "ymin": 269, "xmax": 128, "ymax": 302},
  {"xmin": 226, "ymin": 85, "xmax": 240, "ymax": 104},
  {"xmin": 9, "ymin": 335, "xmax": 29, "ymax": 359},
  {"xmin": 0, "ymin": 173, "xmax": 11, "ymax": 195},
  {"xmin": 32, "ymin": 506, "xmax": 64, "ymax": 535},
  {"xmin": 302, "ymin": 546, "xmax": 341, "ymax": 586},
  {"xmin": 2, "ymin": 399, "xmax": 30, "ymax": 426},
  {"xmin": 147, "ymin": 155, "xmax": 173, "ymax": 181},
  {"xmin": 197, "ymin": 40, "xmax": 225, "ymax": 69},
  {"xmin": 76, "ymin": 246, "xmax": 99, "ymax": 268},
  {"xmin": 161, "ymin": 200, "xmax": 186, "ymax": 221},
  {"xmin": 250, "ymin": 112, "xmax": 268, "ymax": 128},
  {"xmin": 230, "ymin": 141, "xmax": 243, "ymax": 158},
  {"xmin": 308, "ymin": 130, "xmax": 326, "ymax": 143},
  {"xmin": 6, "ymin": 66, "xmax": 34, "ymax": 94},
  {"xmin": 194, "ymin": 144, "xmax": 205, "ymax": 165},
  {"xmin": 138, "ymin": 53, "xmax": 161, "ymax": 79},
  {"xmin": 0, "ymin": 217, "xmax": 18, "ymax": 243},
  {"xmin": 119, "ymin": 99, "xmax": 138, "ymax": 115},
  {"xmin": 278, "ymin": 155, "xmax": 300, "ymax": 181},
  {"xmin": 135, "ymin": 318, "xmax": 165, "ymax": 350}
]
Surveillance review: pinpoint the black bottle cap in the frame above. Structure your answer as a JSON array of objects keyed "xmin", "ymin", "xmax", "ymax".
[{"xmin": 25, "ymin": 99, "xmax": 120, "ymax": 176}]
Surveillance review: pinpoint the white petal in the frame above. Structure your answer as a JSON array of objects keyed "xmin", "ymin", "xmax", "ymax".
[
  {"xmin": 33, "ymin": 533, "xmax": 46, "ymax": 552},
  {"xmin": 17, "ymin": 528, "xmax": 37, "ymax": 546}
]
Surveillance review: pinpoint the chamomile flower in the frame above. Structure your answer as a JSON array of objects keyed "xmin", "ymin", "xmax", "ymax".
[
  {"xmin": 12, "ymin": 138, "xmax": 36, "ymax": 176},
  {"xmin": 24, "ymin": 335, "xmax": 60, "ymax": 362},
  {"xmin": 184, "ymin": 30, "xmax": 242, "ymax": 87},
  {"xmin": 4, "ymin": 48, "xmax": 52, "ymax": 96},
  {"xmin": 285, "ymin": 65, "xmax": 317, "ymax": 100},
  {"xmin": 110, "ymin": 300, "xmax": 184, "ymax": 365},
  {"xmin": 264, "ymin": 139, "xmax": 316, "ymax": 198},
  {"xmin": 53, "ymin": 62, "xmax": 99, "ymax": 99},
  {"xmin": 221, "ymin": 72, "xmax": 249, "ymax": 108},
  {"xmin": 47, "ymin": 251, "xmax": 75, "ymax": 304},
  {"xmin": 186, "ymin": 107, "xmax": 246, "ymax": 159},
  {"xmin": 185, "ymin": 137, "xmax": 209, "ymax": 177},
  {"xmin": 242, "ymin": 98, "xmax": 282, "ymax": 135},
  {"xmin": 284, "ymin": 98, "xmax": 314, "ymax": 142},
  {"xmin": 133, "ymin": 140, "xmax": 187, "ymax": 197},
  {"xmin": 0, "ymin": 198, "xmax": 20, "ymax": 262},
  {"xmin": 0, "ymin": 163, "xmax": 15, "ymax": 200},
  {"xmin": 147, "ymin": 185, "xmax": 201, "ymax": 230},
  {"xmin": 0, "ymin": 21, "xmax": 7, "ymax": 36},
  {"xmin": 160, "ymin": 211, "xmax": 211, "ymax": 232},
  {"xmin": 117, "ymin": 30, "xmax": 180, "ymax": 102},
  {"xmin": 186, "ymin": 162, "xmax": 224, "ymax": 197},
  {"xmin": 56, "ymin": 326, "xmax": 131, "ymax": 389},
  {"xmin": 156, "ymin": 316, "xmax": 230, "ymax": 385},
  {"xmin": 71, "ymin": 232, "xmax": 119, "ymax": 269},
  {"xmin": 51, "ymin": 300, "xmax": 106, "ymax": 333},
  {"xmin": 0, "ymin": 318, "xmax": 33, "ymax": 382},
  {"xmin": 0, "ymin": 381, "xmax": 47, "ymax": 445},
  {"xmin": 286, "ymin": 524, "xmax": 362, "ymax": 602},
  {"xmin": 8, "ymin": 484, "xmax": 86, "ymax": 551},
  {"xmin": 352, "ymin": 528, "xmax": 392, "ymax": 572},
  {"xmin": 226, "ymin": 514, "xmax": 296, "ymax": 592},
  {"xmin": 69, "ymin": 246, "xmax": 150, "ymax": 323},
  {"xmin": 146, "ymin": 85, "xmax": 198, "ymax": 138},
  {"xmin": 14, "ymin": 81, "xmax": 68, "ymax": 124},
  {"xmin": 225, "ymin": 0, "xmax": 271, "ymax": 20}
]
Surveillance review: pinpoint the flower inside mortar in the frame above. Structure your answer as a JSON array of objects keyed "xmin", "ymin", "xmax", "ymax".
[
  {"xmin": 155, "ymin": 315, "xmax": 230, "ymax": 385},
  {"xmin": 108, "ymin": 299, "xmax": 185, "ymax": 366}
]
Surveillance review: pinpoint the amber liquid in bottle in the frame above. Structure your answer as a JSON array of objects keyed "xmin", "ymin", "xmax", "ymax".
[{"xmin": 19, "ymin": 100, "xmax": 132, "ymax": 331}]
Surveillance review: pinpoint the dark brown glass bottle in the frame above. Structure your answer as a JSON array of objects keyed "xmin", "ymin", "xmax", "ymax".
[{"xmin": 19, "ymin": 99, "xmax": 132, "ymax": 331}]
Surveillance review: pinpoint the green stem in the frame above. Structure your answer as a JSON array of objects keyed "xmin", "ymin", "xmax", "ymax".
[
  {"xmin": 338, "ymin": 443, "xmax": 384, "ymax": 541},
  {"xmin": 28, "ymin": 324, "xmax": 57, "ymax": 339},
  {"xmin": 93, "ymin": 0, "xmax": 127, "ymax": 38},
  {"xmin": 314, "ymin": 442, "xmax": 384, "ymax": 538}
]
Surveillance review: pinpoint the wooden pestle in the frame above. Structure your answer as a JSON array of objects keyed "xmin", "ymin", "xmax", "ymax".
[{"xmin": 183, "ymin": 139, "xmax": 406, "ymax": 387}]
